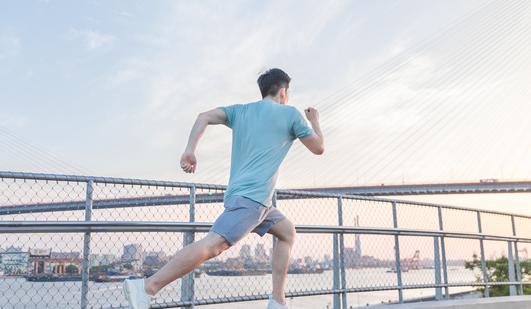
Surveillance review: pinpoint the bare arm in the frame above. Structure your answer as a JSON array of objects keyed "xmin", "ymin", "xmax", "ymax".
[
  {"xmin": 299, "ymin": 107, "xmax": 324, "ymax": 155},
  {"xmin": 180, "ymin": 108, "xmax": 226, "ymax": 173}
]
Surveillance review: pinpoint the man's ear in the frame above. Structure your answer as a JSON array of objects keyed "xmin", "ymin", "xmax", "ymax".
[{"xmin": 279, "ymin": 87, "xmax": 287, "ymax": 99}]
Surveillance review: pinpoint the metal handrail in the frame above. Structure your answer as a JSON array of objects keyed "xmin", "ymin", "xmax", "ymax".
[
  {"xmin": 1, "ymin": 170, "xmax": 529, "ymax": 308},
  {"xmin": 2, "ymin": 170, "xmax": 530, "ymax": 219},
  {"xmin": 2, "ymin": 220, "xmax": 531, "ymax": 243}
]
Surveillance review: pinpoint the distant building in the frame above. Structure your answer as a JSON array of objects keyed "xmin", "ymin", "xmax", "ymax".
[
  {"xmin": 29, "ymin": 248, "xmax": 51, "ymax": 274},
  {"xmin": 239, "ymin": 245, "xmax": 251, "ymax": 260},
  {"xmin": 343, "ymin": 215, "xmax": 362, "ymax": 268},
  {"xmin": 29, "ymin": 248, "xmax": 82, "ymax": 274},
  {"xmin": 344, "ymin": 247, "xmax": 356, "ymax": 268},
  {"xmin": 144, "ymin": 251, "xmax": 167, "ymax": 267},
  {"xmin": 321, "ymin": 254, "xmax": 333, "ymax": 269},
  {"xmin": 254, "ymin": 244, "xmax": 268, "ymax": 262},
  {"xmin": 50, "ymin": 252, "xmax": 82, "ymax": 274},
  {"xmin": 122, "ymin": 244, "xmax": 144, "ymax": 262},
  {"xmin": 146, "ymin": 251, "xmax": 166, "ymax": 258},
  {"xmin": 354, "ymin": 215, "xmax": 362, "ymax": 259},
  {"xmin": 0, "ymin": 246, "xmax": 29, "ymax": 275},
  {"xmin": 303, "ymin": 256, "xmax": 317, "ymax": 268},
  {"xmin": 89, "ymin": 254, "xmax": 117, "ymax": 267},
  {"xmin": 224, "ymin": 257, "xmax": 244, "ymax": 269},
  {"xmin": 89, "ymin": 254, "xmax": 102, "ymax": 267},
  {"xmin": 101, "ymin": 254, "xmax": 117, "ymax": 265}
]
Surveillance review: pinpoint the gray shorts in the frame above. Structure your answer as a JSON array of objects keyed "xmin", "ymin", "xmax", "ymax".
[{"xmin": 209, "ymin": 195, "xmax": 286, "ymax": 245}]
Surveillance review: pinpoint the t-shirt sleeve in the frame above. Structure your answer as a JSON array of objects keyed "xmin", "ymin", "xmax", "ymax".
[
  {"xmin": 290, "ymin": 108, "xmax": 314, "ymax": 140},
  {"xmin": 220, "ymin": 104, "xmax": 240, "ymax": 128}
]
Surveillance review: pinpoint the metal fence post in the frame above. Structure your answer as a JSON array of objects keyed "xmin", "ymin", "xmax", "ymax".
[
  {"xmin": 433, "ymin": 237, "xmax": 442, "ymax": 300},
  {"xmin": 507, "ymin": 240, "xmax": 517, "ymax": 296},
  {"xmin": 338, "ymin": 196, "xmax": 347, "ymax": 309},
  {"xmin": 477, "ymin": 211, "xmax": 489, "ymax": 297},
  {"xmin": 332, "ymin": 231, "xmax": 340, "ymax": 309},
  {"xmin": 437, "ymin": 206, "xmax": 449, "ymax": 299},
  {"xmin": 332, "ymin": 196, "xmax": 341, "ymax": 309},
  {"xmin": 80, "ymin": 179, "xmax": 93, "ymax": 309},
  {"xmin": 511, "ymin": 215, "xmax": 524, "ymax": 295},
  {"xmin": 181, "ymin": 185, "xmax": 196, "ymax": 309},
  {"xmin": 391, "ymin": 202, "xmax": 403, "ymax": 303}
]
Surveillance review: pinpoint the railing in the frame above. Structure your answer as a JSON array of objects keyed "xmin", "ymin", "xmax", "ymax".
[{"xmin": 0, "ymin": 171, "xmax": 530, "ymax": 309}]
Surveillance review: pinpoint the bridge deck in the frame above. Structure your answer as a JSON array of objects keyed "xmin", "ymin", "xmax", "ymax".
[{"xmin": 370, "ymin": 296, "xmax": 531, "ymax": 308}]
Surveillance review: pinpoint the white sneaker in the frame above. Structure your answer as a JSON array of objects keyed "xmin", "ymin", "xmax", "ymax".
[
  {"xmin": 267, "ymin": 295, "xmax": 288, "ymax": 309},
  {"xmin": 123, "ymin": 278, "xmax": 153, "ymax": 309}
]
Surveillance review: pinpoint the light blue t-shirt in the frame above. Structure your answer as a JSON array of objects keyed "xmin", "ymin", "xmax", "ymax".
[{"xmin": 220, "ymin": 98, "xmax": 314, "ymax": 207}]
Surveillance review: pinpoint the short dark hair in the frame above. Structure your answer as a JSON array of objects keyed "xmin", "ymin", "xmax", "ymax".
[{"xmin": 257, "ymin": 68, "xmax": 291, "ymax": 98}]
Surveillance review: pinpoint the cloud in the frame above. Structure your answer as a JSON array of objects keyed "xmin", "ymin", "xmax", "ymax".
[{"xmin": 68, "ymin": 28, "xmax": 115, "ymax": 49}]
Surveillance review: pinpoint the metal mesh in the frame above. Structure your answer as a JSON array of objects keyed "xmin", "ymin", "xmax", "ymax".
[
  {"xmin": 394, "ymin": 202, "xmax": 439, "ymax": 231},
  {"xmin": 0, "ymin": 233, "xmax": 84, "ymax": 308},
  {"xmin": 341, "ymin": 198, "xmax": 393, "ymax": 229},
  {"xmin": 0, "ymin": 178, "xmax": 86, "ymax": 221},
  {"xmin": 1, "ymin": 172, "xmax": 531, "ymax": 309},
  {"xmin": 440, "ymin": 208, "xmax": 478, "ymax": 234},
  {"xmin": 342, "ymin": 234, "xmax": 396, "ymax": 290},
  {"xmin": 91, "ymin": 183, "xmax": 190, "ymax": 222},
  {"xmin": 442, "ymin": 238, "xmax": 481, "ymax": 285}
]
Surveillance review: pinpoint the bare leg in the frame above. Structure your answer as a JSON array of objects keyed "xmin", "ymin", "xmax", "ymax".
[
  {"xmin": 267, "ymin": 218, "xmax": 296, "ymax": 305},
  {"xmin": 144, "ymin": 231, "xmax": 230, "ymax": 295},
  {"xmin": 271, "ymin": 239, "xmax": 292, "ymax": 304}
]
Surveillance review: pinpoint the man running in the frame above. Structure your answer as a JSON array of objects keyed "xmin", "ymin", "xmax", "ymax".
[{"xmin": 123, "ymin": 68, "xmax": 324, "ymax": 309}]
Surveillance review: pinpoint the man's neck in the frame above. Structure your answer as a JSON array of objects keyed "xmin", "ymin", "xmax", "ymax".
[{"xmin": 264, "ymin": 96, "xmax": 283, "ymax": 104}]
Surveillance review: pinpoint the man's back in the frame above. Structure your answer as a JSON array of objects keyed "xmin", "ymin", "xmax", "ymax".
[
  {"xmin": 221, "ymin": 98, "xmax": 313, "ymax": 207},
  {"xmin": 140, "ymin": 68, "xmax": 324, "ymax": 309}
]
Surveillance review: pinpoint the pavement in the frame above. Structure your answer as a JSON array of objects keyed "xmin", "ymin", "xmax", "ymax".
[{"xmin": 369, "ymin": 295, "xmax": 531, "ymax": 309}]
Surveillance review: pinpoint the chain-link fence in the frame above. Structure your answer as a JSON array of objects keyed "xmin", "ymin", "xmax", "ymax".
[{"xmin": 1, "ymin": 171, "xmax": 530, "ymax": 309}]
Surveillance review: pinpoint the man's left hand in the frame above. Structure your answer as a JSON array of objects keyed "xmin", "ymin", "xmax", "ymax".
[{"xmin": 180, "ymin": 151, "xmax": 197, "ymax": 173}]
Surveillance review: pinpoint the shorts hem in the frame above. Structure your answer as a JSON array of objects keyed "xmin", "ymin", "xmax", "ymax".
[
  {"xmin": 210, "ymin": 228, "xmax": 236, "ymax": 246},
  {"xmin": 253, "ymin": 216, "xmax": 286, "ymax": 237}
]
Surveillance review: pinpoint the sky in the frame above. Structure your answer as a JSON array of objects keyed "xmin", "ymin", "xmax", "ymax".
[
  {"xmin": 2, "ymin": 1, "xmax": 531, "ymax": 272},
  {"xmin": 1, "ymin": 0, "xmax": 531, "ymax": 213}
]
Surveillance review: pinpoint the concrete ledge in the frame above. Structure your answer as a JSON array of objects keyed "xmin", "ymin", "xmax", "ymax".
[{"xmin": 370, "ymin": 296, "xmax": 531, "ymax": 309}]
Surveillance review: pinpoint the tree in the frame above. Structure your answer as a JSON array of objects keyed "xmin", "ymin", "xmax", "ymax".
[{"xmin": 465, "ymin": 253, "xmax": 531, "ymax": 296}]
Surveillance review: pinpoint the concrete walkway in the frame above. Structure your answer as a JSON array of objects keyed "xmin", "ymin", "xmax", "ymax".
[{"xmin": 370, "ymin": 296, "xmax": 531, "ymax": 309}]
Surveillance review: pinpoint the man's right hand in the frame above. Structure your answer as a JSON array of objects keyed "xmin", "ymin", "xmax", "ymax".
[
  {"xmin": 304, "ymin": 107, "xmax": 319, "ymax": 123},
  {"xmin": 300, "ymin": 107, "xmax": 324, "ymax": 155},
  {"xmin": 180, "ymin": 150, "xmax": 197, "ymax": 173}
]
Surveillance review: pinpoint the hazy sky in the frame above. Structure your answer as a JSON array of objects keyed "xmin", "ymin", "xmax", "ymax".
[
  {"xmin": 5, "ymin": 4, "xmax": 531, "ymax": 299},
  {"xmin": 1, "ymin": 1, "xmax": 531, "ymax": 208}
]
